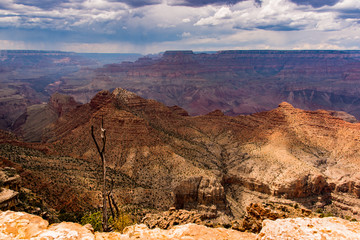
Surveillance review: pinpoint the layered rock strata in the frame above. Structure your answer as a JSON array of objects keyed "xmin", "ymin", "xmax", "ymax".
[{"xmin": 3, "ymin": 88, "xmax": 360, "ymax": 222}]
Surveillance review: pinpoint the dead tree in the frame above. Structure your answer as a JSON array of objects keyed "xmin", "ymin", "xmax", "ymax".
[{"xmin": 91, "ymin": 117, "xmax": 109, "ymax": 232}]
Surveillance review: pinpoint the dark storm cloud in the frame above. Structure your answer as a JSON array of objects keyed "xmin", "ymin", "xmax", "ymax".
[
  {"xmin": 13, "ymin": 0, "xmax": 69, "ymax": 9},
  {"xmin": 0, "ymin": 0, "xmax": 359, "ymax": 53},
  {"xmin": 169, "ymin": 0, "xmax": 249, "ymax": 7},
  {"xmin": 0, "ymin": 1, "xmax": 13, "ymax": 10},
  {"xmin": 289, "ymin": 0, "xmax": 340, "ymax": 8},
  {"xmin": 109, "ymin": 0, "xmax": 162, "ymax": 7},
  {"xmin": 234, "ymin": 22, "xmax": 304, "ymax": 31},
  {"xmin": 256, "ymin": 24, "xmax": 303, "ymax": 31}
]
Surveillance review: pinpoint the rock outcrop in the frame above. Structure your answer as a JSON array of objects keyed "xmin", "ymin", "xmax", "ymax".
[
  {"xmin": 238, "ymin": 203, "xmax": 318, "ymax": 233},
  {"xmin": 258, "ymin": 217, "xmax": 360, "ymax": 240},
  {"xmin": 2, "ymin": 210, "xmax": 360, "ymax": 240},
  {"xmin": 0, "ymin": 167, "xmax": 21, "ymax": 210},
  {"xmin": 173, "ymin": 177, "xmax": 226, "ymax": 211},
  {"xmin": 0, "ymin": 210, "xmax": 256, "ymax": 240},
  {"xmin": 12, "ymin": 93, "xmax": 79, "ymax": 142}
]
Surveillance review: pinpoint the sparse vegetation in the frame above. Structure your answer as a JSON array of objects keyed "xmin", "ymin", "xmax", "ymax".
[
  {"xmin": 81, "ymin": 211, "xmax": 103, "ymax": 231},
  {"xmin": 319, "ymin": 211, "xmax": 334, "ymax": 218},
  {"xmin": 81, "ymin": 209, "xmax": 134, "ymax": 232},
  {"xmin": 109, "ymin": 210, "xmax": 134, "ymax": 233}
]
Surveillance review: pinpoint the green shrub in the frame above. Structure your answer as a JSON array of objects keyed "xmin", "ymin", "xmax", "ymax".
[
  {"xmin": 81, "ymin": 210, "xmax": 134, "ymax": 232},
  {"xmin": 315, "ymin": 208, "xmax": 323, "ymax": 214},
  {"xmin": 319, "ymin": 211, "xmax": 333, "ymax": 218},
  {"xmin": 81, "ymin": 211, "xmax": 102, "ymax": 232},
  {"xmin": 109, "ymin": 211, "xmax": 134, "ymax": 233}
]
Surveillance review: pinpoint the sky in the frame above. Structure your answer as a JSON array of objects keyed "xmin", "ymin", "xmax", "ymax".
[{"xmin": 0, "ymin": 0, "xmax": 359, "ymax": 54}]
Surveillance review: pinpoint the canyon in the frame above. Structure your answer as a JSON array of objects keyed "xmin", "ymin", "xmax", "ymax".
[
  {"xmin": 1, "ymin": 50, "xmax": 360, "ymax": 238},
  {"xmin": 50, "ymin": 50, "xmax": 360, "ymax": 119},
  {"xmin": 2, "ymin": 50, "xmax": 360, "ymax": 137},
  {"xmin": 2, "ymin": 89, "xmax": 360, "ymax": 227},
  {"xmin": 0, "ymin": 50, "xmax": 141, "ymax": 131}
]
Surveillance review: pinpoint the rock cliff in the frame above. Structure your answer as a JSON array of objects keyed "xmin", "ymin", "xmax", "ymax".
[
  {"xmin": 12, "ymin": 93, "xmax": 80, "ymax": 142},
  {"xmin": 53, "ymin": 50, "xmax": 360, "ymax": 119},
  {"xmin": 2, "ymin": 88, "xmax": 360, "ymax": 227},
  {"xmin": 27, "ymin": 89, "xmax": 360, "ymax": 221},
  {"xmin": 1, "ymin": 210, "xmax": 360, "ymax": 239}
]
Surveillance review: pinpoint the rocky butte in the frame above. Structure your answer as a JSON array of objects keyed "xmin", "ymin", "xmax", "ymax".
[
  {"xmin": 43, "ymin": 89, "xmax": 360, "ymax": 216},
  {"xmin": 1, "ymin": 88, "xmax": 360, "ymax": 238}
]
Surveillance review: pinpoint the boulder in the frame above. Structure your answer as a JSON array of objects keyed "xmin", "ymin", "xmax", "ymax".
[
  {"xmin": 0, "ymin": 211, "xmax": 49, "ymax": 239},
  {"xmin": 122, "ymin": 223, "xmax": 256, "ymax": 240},
  {"xmin": 34, "ymin": 222, "xmax": 95, "ymax": 240},
  {"xmin": 258, "ymin": 217, "xmax": 360, "ymax": 240}
]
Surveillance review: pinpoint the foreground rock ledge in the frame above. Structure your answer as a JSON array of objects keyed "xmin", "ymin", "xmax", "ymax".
[
  {"xmin": 258, "ymin": 217, "xmax": 360, "ymax": 240},
  {"xmin": 0, "ymin": 210, "xmax": 255, "ymax": 240},
  {"xmin": 1, "ymin": 211, "xmax": 360, "ymax": 239}
]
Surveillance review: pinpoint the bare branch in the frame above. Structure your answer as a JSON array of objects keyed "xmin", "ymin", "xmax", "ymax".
[{"xmin": 91, "ymin": 125, "xmax": 101, "ymax": 154}]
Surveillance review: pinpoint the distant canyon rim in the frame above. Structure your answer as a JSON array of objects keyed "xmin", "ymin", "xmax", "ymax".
[{"xmin": 1, "ymin": 50, "xmax": 360, "ymax": 133}]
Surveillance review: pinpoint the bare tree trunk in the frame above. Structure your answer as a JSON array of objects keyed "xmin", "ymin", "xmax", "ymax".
[
  {"xmin": 108, "ymin": 179, "xmax": 115, "ymax": 220},
  {"xmin": 108, "ymin": 193, "xmax": 115, "ymax": 220},
  {"xmin": 91, "ymin": 117, "xmax": 109, "ymax": 232},
  {"xmin": 111, "ymin": 194, "xmax": 120, "ymax": 217}
]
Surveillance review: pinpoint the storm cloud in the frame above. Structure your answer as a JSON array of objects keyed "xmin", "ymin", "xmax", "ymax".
[{"xmin": 0, "ymin": 0, "xmax": 359, "ymax": 53}]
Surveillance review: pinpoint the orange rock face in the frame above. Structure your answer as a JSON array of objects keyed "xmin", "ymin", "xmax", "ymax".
[{"xmin": 3, "ymin": 88, "xmax": 360, "ymax": 221}]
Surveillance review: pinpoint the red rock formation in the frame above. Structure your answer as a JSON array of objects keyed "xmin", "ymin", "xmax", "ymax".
[
  {"xmin": 4, "ymin": 88, "xmax": 360, "ymax": 222},
  {"xmin": 55, "ymin": 50, "xmax": 360, "ymax": 119},
  {"xmin": 35, "ymin": 90, "xmax": 360, "ymax": 220}
]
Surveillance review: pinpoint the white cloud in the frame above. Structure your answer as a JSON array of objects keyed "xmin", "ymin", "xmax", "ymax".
[
  {"xmin": 0, "ymin": 16, "xmax": 20, "ymax": 26},
  {"xmin": 195, "ymin": 6, "xmax": 233, "ymax": 26},
  {"xmin": 0, "ymin": 0, "xmax": 360, "ymax": 53},
  {"xmin": 193, "ymin": 0, "xmax": 359, "ymax": 33},
  {"xmin": 332, "ymin": 0, "xmax": 360, "ymax": 9},
  {"xmin": 181, "ymin": 32, "xmax": 191, "ymax": 37}
]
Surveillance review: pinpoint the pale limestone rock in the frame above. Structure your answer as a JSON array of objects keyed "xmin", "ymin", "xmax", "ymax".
[
  {"xmin": 95, "ymin": 231, "xmax": 129, "ymax": 240},
  {"xmin": 258, "ymin": 217, "xmax": 360, "ymax": 240},
  {"xmin": 0, "ymin": 211, "xmax": 256, "ymax": 240},
  {"xmin": 0, "ymin": 211, "xmax": 49, "ymax": 239},
  {"xmin": 122, "ymin": 223, "xmax": 256, "ymax": 240},
  {"xmin": 33, "ymin": 222, "xmax": 95, "ymax": 240}
]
